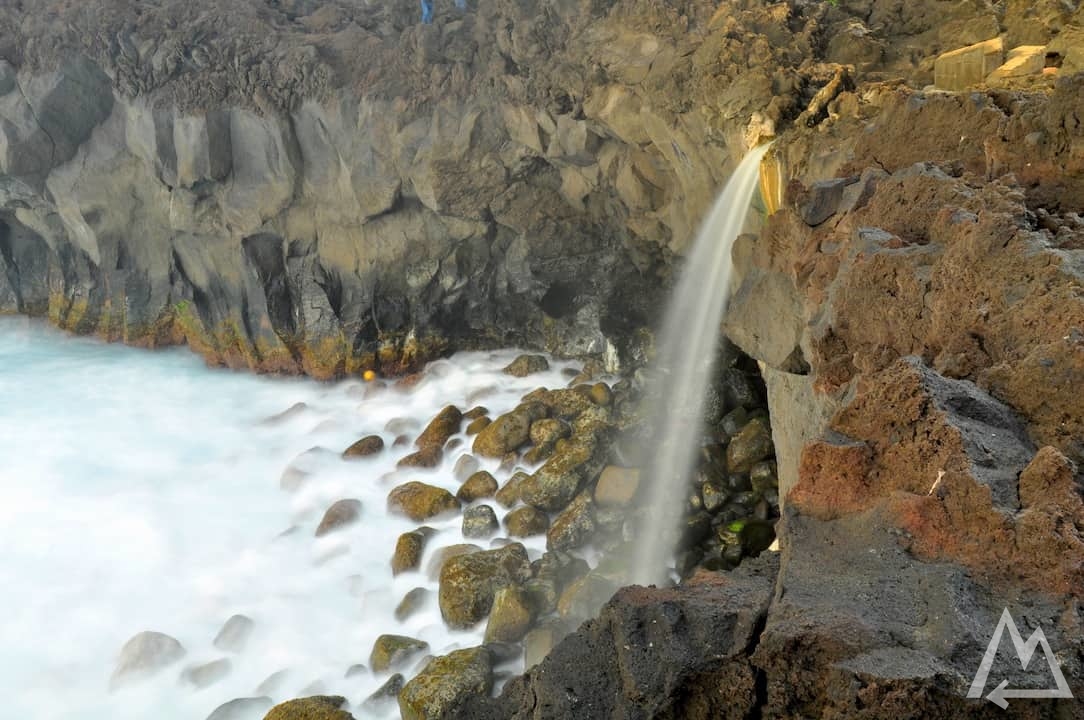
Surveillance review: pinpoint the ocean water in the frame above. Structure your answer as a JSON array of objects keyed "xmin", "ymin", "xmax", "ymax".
[{"xmin": 0, "ymin": 317, "xmax": 571, "ymax": 719}]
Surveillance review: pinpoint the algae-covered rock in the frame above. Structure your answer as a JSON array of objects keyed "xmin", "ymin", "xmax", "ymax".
[
  {"xmin": 263, "ymin": 696, "xmax": 353, "ymax": 720},
  {"xmin": 439, "ymin": 543, "xmax": 532, "ymax": 628},
  {"xmin": 529, "ymin": 418, "xmax": 570, "ymax": 446},
  {"xmin": 520, "ymin": 439, "xmax": 599, "ymax": 512},
  {"xmin": 369, "ymin": 634, "xmax": 429, "ymax": 673},
  {"xmin": 457, "ymin": 470, "xmax": 498, "ymax": 502},
  {"xmin": 415, "ymin": 405, "xmax": 463, "ymax": 450},
  {"xmin": 392, "ymin": 527, "xmax": 434, "ymax": 575},
  {"xmin": 387, "ymin": 482, "xmax": 461, "ymax": 521},
  {"xmin": 398, "ymin": 648, "xmax": 493, "ymax": 720},
  {"xmin": 425, "ymin": 543, "xmax": 483, "ymax": 580},
  {"xmin": 495, "ymin": 471, "xmax": 530, "ymax": 508},
  {"xmin": 546, "ymin": 493, "xmax": 596, "ymax": 552},
  {"xmin": 472, "ymin": 406, "xmax": 533, "ymax": 458}
]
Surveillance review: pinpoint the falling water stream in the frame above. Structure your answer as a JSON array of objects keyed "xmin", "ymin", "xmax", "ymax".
[{"xmin": 631, "ymin": 144, "xmax": 771, "ymax": 586}]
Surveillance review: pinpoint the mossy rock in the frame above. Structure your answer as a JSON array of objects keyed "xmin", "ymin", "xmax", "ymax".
[
  {"xmin": 465, "ymin": 416, "xmax": 491, "ymax": 435},
  {"xmin": 392, "ymin": 527, "xmax": 434, "ymax": 575},
  {"xmin": 520, "ymin": 440, "xmax": 598, "ymax": 512},
  {"xmin": 397, "ymin": 445, "xmax": 444, "ymax": 469},
  {"xmin": 495, "ymin": 471, "xmax": 530, "ymax": 509},
  {"xmin": 263, "ymin": 695, "xmax": 353, "ymax": 720},
  {"xmin": 415, "ymin": 405, "xmax": 463, "ymax": 451},
  {"xmin": 529, "ymin": 418, "xmax": 571, "ymax": 446},
  {"xmin": 457, "ymin": 470, "xmax": 498, "ymax": 502},
  {"xmin": 425, "ymin": 543, "xmax": 482, "ymax": 581},
  {"xmin": 439, "ymin": 543, "xmax": 532, "ymax": 628},
  {"xmin": 546, "ymin": 493, "xmax": 596, "ymax": 552},
  {"xmin": 387, "ymin": 482, "xmax": 461, "ymax": 522},
  {"xmin": 462, "ymin": 505, "xmax": 500, "ymax": 538},
  {"xmin": 472, "ymin": 406, "xmax": 533, "ymax": 458},
  {"xmin": 398, "ymin": 648, "xmax": 493, "ymax": 720}
]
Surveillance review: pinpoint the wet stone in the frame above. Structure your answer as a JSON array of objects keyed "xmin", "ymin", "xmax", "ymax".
[
  {"xmin": 213, "ymin": 614, "xmax": 255, "ymax": 653},
  {"xmin": 503, "ymin": 354, "xmax": 550, "ymax": 377},
  {"xmin": 315, "ymin": 499, "xmax": 362, "ymax": 537},
  {"xmin": 503, "ymin": 505, "xmax": 550, "ymax": 537},
  {"xmin": 180, "ymin": 658, "xmax": 232, "ymax": 689},
  {"xmin": 342, "ymin": 435, "xmax": 384, "ymax": 459},
  {"xmin": 457, "ymin": 470, "xmax": 498, "ymax": 502},
  {"xmin": 462, "ymin": 504, "xmax": 500, "ymax": 538},
  {"xmin": 370, "ymin": 634, "xmax": 429, "ymax": 673},
  {"xmin": 395, "ymin": 587, "xmax": 431, "ymax": 621}
]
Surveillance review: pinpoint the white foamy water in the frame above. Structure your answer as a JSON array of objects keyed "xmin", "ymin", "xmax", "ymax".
[
  {"xmin": 632, "ymin": 144, "xmax": 771, "ymax": 586},
  {"xmin": 0, "ymin": 317, "xmax": 574, "ymax": 720}
]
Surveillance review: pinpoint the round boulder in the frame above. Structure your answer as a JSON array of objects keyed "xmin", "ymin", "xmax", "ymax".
[
  {"xmin": 342, "ymin": 435, "xmax": 384, "ymax": 459},
  {"xmin": 438, "ymin": 543, "xmax": 532, "ymax": 628},
  {"xmin": 503, "ymin": 506, "xmax": 550, "ymax": 537},
  {"xmin": 264, "ymin": 696, "xmax": 353, "ymax": 720},
  {"xmin": 388, "ymin": 482, "xmax": 461, "ymax": 522},
  {"xmin": 399, "ymin": 648, "xmax": 493, "ymax": 720},
  {"xmin": 315, "ymin": 499, "xmax": 362, "ymax": 537},
  {"xmin": 415, "ymin": 405, "xmax": 463, "ymax": 450},
  {"xmin": 472, "ymin": 407, "xmax": 533, "ymax": 458},
  {"xmin": 457, "ymin": 470, "xmax": 498, "ymax": 502}
]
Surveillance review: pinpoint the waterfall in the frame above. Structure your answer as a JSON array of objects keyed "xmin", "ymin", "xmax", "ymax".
[{"xmin": 631, "ymin": 144, "xmax": 772, "ymax": 586}]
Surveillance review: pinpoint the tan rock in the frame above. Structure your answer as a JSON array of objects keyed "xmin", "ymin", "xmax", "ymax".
[
  {"xmin": 594, "ymin": 466, "xmax": 641, "ymax": 507},
  {"xmin": 934, "ymin": 37, "xmax": 1004, "ymax": 90},
  {"xmin": 387, "ymin": 482, "xmax": 461, "ymax": 522}
]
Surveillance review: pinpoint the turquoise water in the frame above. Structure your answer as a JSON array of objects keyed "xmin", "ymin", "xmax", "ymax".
[{"xmin": 0, "ymin": 318, "xmax": 566, "ymax": 719}]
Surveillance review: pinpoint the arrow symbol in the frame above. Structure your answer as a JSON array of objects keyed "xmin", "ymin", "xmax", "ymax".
[{"xmin": 986, "ymin": 679, "xmax": 1073, "ymax": 709}]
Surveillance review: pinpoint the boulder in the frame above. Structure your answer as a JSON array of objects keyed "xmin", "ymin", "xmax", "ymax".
[
  {"xmin": 399, "ymin": 648, "xmax": 493, "ymax": 720},
  {"xmin": 726, "ymin": 418, "xmax": 773, "ymax": 473},
  {"xmin": 388, "ymin": 482, "xmax": 461, "ymax": 522},
  {"xmin": 213, "ymin": 615, "xmax": 255, "ymax": 653},
  {"xmin": 546, "ymin": 493, "xmax": 596, "ymax": 552},
  {"xmin": 392, "ymin": 527, "xmax": 434, "ymax": 575},
  {"xmin": 462, "ymin": 504, "xmax": 500, "ymax": 538},
  {"xmin": 528, "ymin": 418, "xmax": 571, "ymax": 446},
  {"xmin": 495, "ymin": 471, "xmax": 530, "ymax": 508},
  {"xmin": 206, "ymin": 697, "xmax": 273, "ymax": 720},
  {"xmin": 415, "ymin": 405, "xmax": 463, "ymax": 450},
  {"xmin": 370, "ymin": 634, "xmax": 429, "ymax": 673},
  {"xmin": 466, "ymin": 416, "xmax": 491, "ymax": 435},
  {"xmin": 520, "ymin": 440, "xmax": 600, "ymax": 512},
  {"xmin": 425, "ymin": 543, "xmax": 483, "ymax": 581},
  {"xmin": 457, "ymin": 470, "xmax": 498, "ymax": 502},
  {"xmin": 934, "ymin": 37, "xmax": 1004, "ymax": 90},
  {"xmin": 502, "ymin": 354, "xmax": 550, "ymax": 377},
  {"xmin": 397, "ymin": 446, "xmax": 444, "ymax": 469},
  {"xmin": 342, "ymin": 435, "xmax": 384, "ymax": 458},
  {"xmin": 503, "ymin": 506, "xmax": 550, "ymax": 537},
  {"xmin": 263, "ymin": 696, "xmax": 353, "ymax": 720},
  {"xmin": 180, "ymin": 658, "xmax": 232, "ymax": 689},
  {"xmin": 472, "ymin": 407, "xmax": 533, "ymax": 458},
  {"xmin": 439, "ymin": 543, "xmax": 532, "ymax": 628},
  {"xmin": 483, "ymin": 585, "xmax": 534, "ymax": 643},
  {"xmin": 593, "ymin": 466, "xmax": 640, "ymax": 507},
  {"xmin": 315, "ymin": 499, "xmax": 362, "ymax": 536},
  {"xmin": 109, "ymin": 631, "xmax": 186, "ymax": 690}
]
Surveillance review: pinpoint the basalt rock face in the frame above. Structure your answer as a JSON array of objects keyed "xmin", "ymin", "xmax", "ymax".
[{"xmin": 1, "ymin": 0, "xmax": 1035, "ymax": 376}]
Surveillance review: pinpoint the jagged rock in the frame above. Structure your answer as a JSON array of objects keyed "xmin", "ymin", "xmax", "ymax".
[
  {"xmin": 263, "ymin": 696, "xmax": 353, "ymax": 720},
  {"xmin": 387, "ymin": 482, "xmax": 461, "ymax": 522},
  {"xmin": 342, "ymin": 435, "xmax": 384, "ymax": 458},
  {"xmin": 315, "ymin": 499, "xmax": 362, "ymax": 537},
  {"xmin": 399, "ymin": 648, "xmax": 493, "ymax": 720},
  {"xmin": 438, "ymin": 543, "xmax": 532, "ymax": 628},
  {"xmin": 370, "ymin": 634, "xmax": 429, "ymax": 673},
  {"xmin": 109, "ymin": 631, "xmax": 186, "ymax": 690},
  {"xmin": 214, "ymin": 614, "xmax": 255, "ymax": 653}
]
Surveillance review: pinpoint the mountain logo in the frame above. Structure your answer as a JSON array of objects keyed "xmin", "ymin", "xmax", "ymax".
[{"xmin": 968, "ymin": 608, "xmax": 1074, "ymax": 709}]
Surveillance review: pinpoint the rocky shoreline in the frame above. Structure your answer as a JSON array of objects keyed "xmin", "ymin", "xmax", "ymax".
[{"xmin": 3, "ymin": 0, "xmax": 1084, "ymax": 718}]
